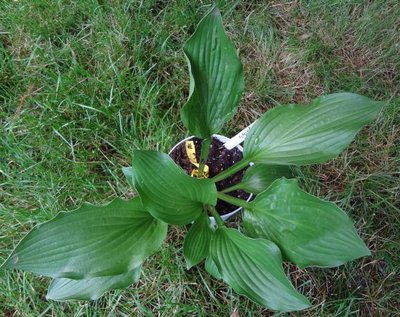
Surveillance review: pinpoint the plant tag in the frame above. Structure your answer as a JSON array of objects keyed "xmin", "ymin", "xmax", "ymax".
[
  {"xmin": 223, "ymin": 122, "xmax": 255, "ymax": 150},
  {"xmin": 185, "ymin": 140, "xmax": 198, "ymax": 163},
  {"xmin": 185, "ymin": 140, "xmax": 209, "ymax": 178}
]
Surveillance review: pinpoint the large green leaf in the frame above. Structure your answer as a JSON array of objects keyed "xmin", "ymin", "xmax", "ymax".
[
  {"xmin": 183, "ymin": 212, "xmax": 213, "ymax": 269},
  {"xmin": 47, "ymin": 266, "xmax": 142, "ymax": 301},
  {"xmin": 131, "ymin": 150, "xmax": 217, "ymax": 226},
  {"xmin": 1, "ymin": 198, "xmax": 167, "ymax": 278},
  {"xmin": 211, "ymin": 227, "xmax": 310, "ymax": 312},
  {"xmin": 181, "ymin": 6, "xmax": 244, "ymax": 138},
  {"xmin": 243, "ymin": 178, "xmax": 371, "ymax": 268},
  {"xmin": 236, "ymin": 164, "xmax": 292, "ymax": 194},
  {"xmin": 244, "ymin": 93, "xmax": 383, "ymax": 165}
]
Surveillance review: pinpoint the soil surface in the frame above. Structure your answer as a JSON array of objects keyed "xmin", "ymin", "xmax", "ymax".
[{"xmin": 169, "ymin": 137, "xmax": 251, "ymax": 215}]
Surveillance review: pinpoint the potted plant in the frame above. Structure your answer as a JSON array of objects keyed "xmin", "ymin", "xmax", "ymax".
[{"xmin": 1, "ymin": 6, "xmax": 384, "ymax": 312}]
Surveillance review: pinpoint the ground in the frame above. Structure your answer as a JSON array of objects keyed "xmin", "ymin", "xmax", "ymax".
[{"xmin": 0, "ymin": 1, "xmax": 399, "ymax": 316}]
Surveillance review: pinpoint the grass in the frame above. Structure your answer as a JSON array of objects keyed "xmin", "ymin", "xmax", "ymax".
[{"xmin": 0, "ymin": 0, "xmax": 399, "ymax": 316}]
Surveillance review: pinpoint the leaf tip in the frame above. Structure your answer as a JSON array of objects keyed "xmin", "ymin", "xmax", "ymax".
[
  {"xmin": 121, "ymin": 166, "xmax": 131, "ymax": 175},
  {"xmin": 361, "ymin": 244, "xmax": 372, "ymax": 257},
  {"xmin": 206, "ymin": 5, "xmax": 221, "ymax": 18},
  {"xmin": 45, "ymin": 294, "xmax": 53, "ymax": 301},
  {"xmin": 185, "ymin": 260, "xmax": 194, "ymax": 270},
  {"xmin": 298, "ymin": 297, "xmax": 312, "ymax": 311},
  {"xmin": 353, "ymin": 237, "xmax": 372, "ymax": 261},
  {"xmin": 281, "ymin": 292, "xmax": 312, "ymax": 312},
  {"xmin": 45, "ymin": 289, "xmax": 57, "ymax": 301}
]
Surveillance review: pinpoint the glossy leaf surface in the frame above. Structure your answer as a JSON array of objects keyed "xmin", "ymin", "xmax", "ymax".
[
  {"xmin": 47, "ymin": 266, "xmax": 142, "ymax": 301},
  {"xmin": 211, "ymin": 227, "xmax": 310, "ymax": 312},
  {"xmin": 183, "ymin": 212, "xmax": 213, "ymax": 269},
  {"xmin": 244, "ymin": 178, "xmax": 371, "ymax": 268},
  {"xmin": 239, "ymin": 164, "xmax": 292, "ymax": 194},
  {"xmin": 181, "ymin": 6, "xmax": 244, "ymax": 138},
  {"xmin": 1, "ymin": 198, "xmax": 167, "ymax": 278},
  {"xmin": 244, "ymin": 93, "xmax": 383, "ymax": 165},
  {"xmin": 131, "ymin": 150, "xmax": 217, "ymax": 225}
]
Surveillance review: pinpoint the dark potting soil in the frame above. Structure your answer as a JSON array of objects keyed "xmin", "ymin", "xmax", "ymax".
[{"xmin": 169, "ymin": 137, "xmax": 251, "ymax": 216}]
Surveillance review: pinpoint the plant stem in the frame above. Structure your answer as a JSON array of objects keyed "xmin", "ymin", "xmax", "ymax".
[
  {"xmin": 211, "ymin": 158, "xmax": 250, "ymax": 183},
  {"xmin": 198, "ymin": 138, "xmax": 211, "ymax": 178},
  {"xmin": 207, "ymin": 205, "xmax": 225, "ymax": 227},
  {"xmin": 217, "ymin": 192, "xmax": 252, "ymax": 210},
  {"xmin": 220, "ymin": 183, "xmax": 243, "ymax": 193}
]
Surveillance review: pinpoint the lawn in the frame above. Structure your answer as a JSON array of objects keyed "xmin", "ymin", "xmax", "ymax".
[{"xmin": 1, "ymin": 0, "xmax": 399, "ymax": 316}]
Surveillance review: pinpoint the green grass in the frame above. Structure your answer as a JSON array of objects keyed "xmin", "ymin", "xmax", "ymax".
[{"xmin": 1, "ymin": 0, "xmax": 399, "ymax": 316}]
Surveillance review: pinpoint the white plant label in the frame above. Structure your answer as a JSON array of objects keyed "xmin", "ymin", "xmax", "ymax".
[{"xmin": 223, "ymin": 122, "xmax": 255, "ymax": 150}]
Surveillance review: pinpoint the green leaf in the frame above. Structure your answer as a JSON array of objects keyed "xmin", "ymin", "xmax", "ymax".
[
  {"xmin": 211, "ymin": 227, "xmax": 311, "ymax": 312},
  {"xmin": 205, "ymin": 256, "xmax": 221, "ymax": 280},
  {"xmin": 122, "ymin": 166, "xmax": 134, "ymax": 188},
  {"xmin": 243, "ymin": 178, "xmax": 371, "ymax": 268},
  {"xmin": 184, "ymin": 212, "xmax": 213, "ymax": 269},
  {"xmin": 181, "ymin": 6, "xmax": 244, "ymax": 138},
  {"xmin": 46, "ymin": 266, "xmax": 142, "ymax": 301},
  {"xmin": 1, "ymin": 198, "xmax": 167, "ymax": 278},
  {"xmin": 244, "ymin": 93, "xmax": 384, "ymax": 165},
  {"xmin": 238, "ymin": 164, "xmax": 292, "ymax": 194},
  {"xmin": 131, "ymin": 150, "xmax": 217, "ymax": 226}
]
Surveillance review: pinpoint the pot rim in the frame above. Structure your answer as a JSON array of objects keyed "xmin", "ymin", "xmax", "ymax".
[{"xmin": 168, "ymin": 134, "xmax": 253, "ymax": 224}]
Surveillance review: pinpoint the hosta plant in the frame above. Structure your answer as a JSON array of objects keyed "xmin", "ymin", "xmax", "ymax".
[{"xmin": 1, "ymin": 6, "xmax": 384, "ymax": 312}]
